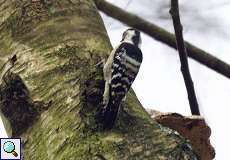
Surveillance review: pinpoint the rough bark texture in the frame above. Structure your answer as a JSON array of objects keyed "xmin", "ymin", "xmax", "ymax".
[
  {"xmin": 0, "ymin": 0, "xmax": 198, "ymax": 159},
  {"xmin": 94, "ymin": 0, "xmax": 230, "ymax": 80}
]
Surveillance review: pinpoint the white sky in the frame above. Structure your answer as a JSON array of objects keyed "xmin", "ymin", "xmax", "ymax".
[
  {"xmin": 0, "ymin": 118, "xmax": 7, "ymax": 137},
  {"xmin": 1, "ymin": 0, "xmax": 230, "ymax": 159},
  {"xmin": 101, "ymin": 0, "xmax": 230, "ymax": 160}
]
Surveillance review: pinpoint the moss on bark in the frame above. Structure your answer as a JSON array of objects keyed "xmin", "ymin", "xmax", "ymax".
[{"xmin": 0, "ymin": 0, "xmax": 198, "ymax": 159}]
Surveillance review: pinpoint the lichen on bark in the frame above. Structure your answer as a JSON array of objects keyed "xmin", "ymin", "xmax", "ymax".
[{"xmin": 0, "ymin": 0, "xmax": 199, "ymax": 159}]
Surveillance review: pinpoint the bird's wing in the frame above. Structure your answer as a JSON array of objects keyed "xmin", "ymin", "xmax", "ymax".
[{"xmin": 110, "ymin": 46, "xmax": 128, "ymax": 99}]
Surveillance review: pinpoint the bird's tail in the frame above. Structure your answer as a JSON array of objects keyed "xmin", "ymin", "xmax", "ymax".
[{"xmin": 102, "ymin": 87, "xmax": 122, "ymax": 129}]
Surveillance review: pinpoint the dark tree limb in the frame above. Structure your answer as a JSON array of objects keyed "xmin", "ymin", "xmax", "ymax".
[
  {"xmin": 170, "ymin": 0, "xmax": 200, "ymax": 115},
  {"xmin": 94, "ymin": 0, "xmax": 230, "ymax": 80}
]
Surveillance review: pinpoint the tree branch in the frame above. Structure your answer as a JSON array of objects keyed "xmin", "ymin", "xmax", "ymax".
[
  {"xmin": 170, "ymin": 0, "xmax": 200, "ymax": 115},
  {"xmin": 93, "ymin": 0, "xmax": 230, "ymax": 79}
]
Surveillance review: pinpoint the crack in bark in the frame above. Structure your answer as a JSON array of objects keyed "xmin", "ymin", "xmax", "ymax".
[
  {"xmin": 95, "ymin": 153, "xmax": 107, "ymax": 160},
  {"xmin": 0, "ymin": 56, "xmax": 52, "ymax": 136},
  {"xmin": 79, "ymin": 66, "xmax": 105, "ymax": 131}
]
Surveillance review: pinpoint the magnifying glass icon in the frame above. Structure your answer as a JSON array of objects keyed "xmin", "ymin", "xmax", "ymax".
[{"xmin": 3, "ymin": 141, "xmax": 18, "ymax": 157}]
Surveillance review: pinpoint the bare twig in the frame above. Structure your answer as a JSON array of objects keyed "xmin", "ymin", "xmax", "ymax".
[
  {"xmin": 93, "ymin": 0, "xmax": 230, "ymax": 80},
  {"xmin": 170, "ymin": 0, "xmax": 200, "ymax": 115}
]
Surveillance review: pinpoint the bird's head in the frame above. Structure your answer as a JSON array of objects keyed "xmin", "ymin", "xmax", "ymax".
[{"xmin": 121, "ymin": 28, "xmax": 141, "ymax": 48}]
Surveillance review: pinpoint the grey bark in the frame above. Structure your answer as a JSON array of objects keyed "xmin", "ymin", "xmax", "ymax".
[{"xmin": 0, "ymin": 0, "xmax": 198, "ymax": 159}]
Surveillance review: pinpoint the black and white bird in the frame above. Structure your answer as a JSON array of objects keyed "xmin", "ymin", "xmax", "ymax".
[{"xmin": 101, "ymin": 28, "xmax": 143, "ymax": 129}]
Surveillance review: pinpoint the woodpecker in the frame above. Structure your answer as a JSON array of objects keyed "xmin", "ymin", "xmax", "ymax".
[{"xmin": 101, "ymin": 28, "xmax": 143, "ymax": 129}]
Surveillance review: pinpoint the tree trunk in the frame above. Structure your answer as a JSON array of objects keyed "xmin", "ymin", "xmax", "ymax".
[{"xmin": 0, "ymin": 0, "xmax": 198, "ymax": 159}]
